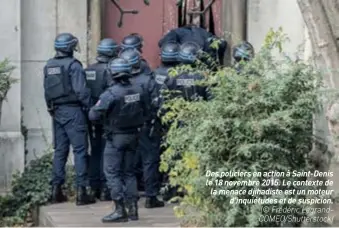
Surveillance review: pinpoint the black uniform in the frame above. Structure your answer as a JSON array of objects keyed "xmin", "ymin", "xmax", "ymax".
[
  {"xmin": 119, "ymin": 48, "xmax": 165, "ymax": 208},
  {"xmin": 89, "ymin": 58, "xmax": 147, "ymax": 223},
  {"xmin": 44, "ymin": 33, "xmax": 94, "ymax": 206},
  {"xmin": 158, "ymin": 25, "xmax": 227, "ymax": 64},
  {"xmin": 85, "ymin": 38, "xmax": 119, "ymax": 201}
]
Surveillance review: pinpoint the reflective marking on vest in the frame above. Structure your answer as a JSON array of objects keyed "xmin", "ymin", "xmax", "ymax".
[
  {"xmin": 155, "ymin": 74, "xmax": 167, "ymax": 84},
  {"xmin": 176, "ymin": 78, "xmax": 195, "ymax": 87},
  {"xmin": 124, "ymin": 93, "xmax": 140, "ymax": 103},
  {"xmin": 47, "ymin": 67, "xmax": 61, "ymax": 75},
  {"xmin": 85, "ymin": 71, "xmax": 96, "ymax": 80}
]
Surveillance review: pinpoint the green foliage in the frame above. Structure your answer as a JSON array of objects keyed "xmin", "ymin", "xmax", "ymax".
[
  {"xmin": 160, "ymin": 30, "xmax": 321, "ymax": 226},
  {"xmin": 0, "ymin": 58, "xmax": 17, "ymax": 100},
  {"xmin": 0, "ymin": 148, "xmax": 75, "ymax": 226}
]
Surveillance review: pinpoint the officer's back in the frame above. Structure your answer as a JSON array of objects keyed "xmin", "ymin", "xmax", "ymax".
[
  {"xmin": 166, "ymin": 41, "xmax": 209, "ymax": 101},
  {"xmin": 85, "ymin": 38, "xmax": 119, "ymax": 104},
  {"xmin": 89, "ymin": 58, "xmax": 147, "ymax": 223},
  {"xmin": 154, "ymin": 42, "xmax": 180, "ymax": 87},
  {"xmin": 118, "ymin": 48, "xmax": 155, "ymax": 116},
  {"xmin": 44, "ymin": 33, "xmax": 94, "ymax": 206}
]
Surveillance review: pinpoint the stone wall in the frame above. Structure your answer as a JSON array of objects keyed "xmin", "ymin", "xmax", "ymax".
[{"xmin": 0, "ymin": 0, "xmax": 89, "ymax": 191}]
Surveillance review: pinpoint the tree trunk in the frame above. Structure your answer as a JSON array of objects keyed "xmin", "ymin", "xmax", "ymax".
[{"xmin": 297, "ymin": 0, "xmax": 339, "ymax": 226}]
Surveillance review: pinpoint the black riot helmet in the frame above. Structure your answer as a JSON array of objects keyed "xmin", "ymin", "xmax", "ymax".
[
  {"xmin": 121, "ymin": 33, "xmax": 143, "ymax": 52},
  {"xmin": 54, "ymin": 33, "xmax": 80, "ymax": 54},
  {"xmin": 232, "ymin": 41, "xmax": 255, "ymax": 62},
  {"xmin": 109, "ymin": 58, "xmax": 132, "ymax": 79},
  {"xmin": 97, "ymin": 38, "xmax": 119, "ymax": 57},
  {"xmin": 118, "ymin": 48, "xmax": 141, "ymax": 74},
  {"xmin": 178, "ymin": 41, "xmax": 201, "ymax": 64},
  {"xmin": 160, "ymin": 42, "xmax": 180, "ymax": 64}
]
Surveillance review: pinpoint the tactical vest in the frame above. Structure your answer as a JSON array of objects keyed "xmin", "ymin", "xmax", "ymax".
[
  {"xmin": 108, "ymin": 83, "xmax": 145, "ymax": 129},
  {"xmin": 85, "ymin": 62, "xmax": 109, "ymax": 102},
  {"xmin": 173, "ymin": 72, "xmax": 206, "ymax": 101},
  {"xmin": 43, "ymin": 57, "xmax": 79, "ymax": 106},
  {"xmin": 154, "ymin": 67, "xmax": 170, "ymax": 85}
]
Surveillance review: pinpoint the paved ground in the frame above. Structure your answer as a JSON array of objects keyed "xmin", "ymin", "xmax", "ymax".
[{"xmin": 39, "ymin": 198, "xmax": 180, "ymax": 227}]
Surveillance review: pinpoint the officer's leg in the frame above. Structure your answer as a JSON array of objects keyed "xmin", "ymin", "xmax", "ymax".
[
  {"xmin": 51, "ymin": 119, "xmax": 69, "ymax": 203},
  {"xmin": 139, "ymin": 127, "xmax": 164, "ymax": 208},
  {"xmin": 102, "ymin": 136, "xmax": 128, "ymax": 223},
  {"xmin": 98, "ymin": 125, "xmax": 110, "ymax": 201},
  {"xmin": 123, "ymin": 133, "xmax": 139, "ymax": 220},
  {"xmin": 88, "ymin": 122, "xmax": 99, "ymax": 196},
  {"xmin": 88, "ymin": 123, "xmax": 109, "ymax": 200},
  {"xmin": 65, "ymin": 109, "xmax": 95, "ymax": 205},
  {"xmin": 134, "ymin": 148, "xmax": 144, "ymax": 192}
]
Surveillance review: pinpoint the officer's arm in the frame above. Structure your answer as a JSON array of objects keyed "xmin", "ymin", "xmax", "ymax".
[
  {"xmin": 70, "ymin": 61, "xmax": 91, "ymax": 109},
  {"xmin": 88, "ymin": 90, "xmax": 114, "ymax": 121},
  {"xmin": 103, "ymin": 69, "xmax": 112, "ymax": 90},
  {"xmin": 43, "ymin": 66, "xmax": 52, "ymax": 111}
]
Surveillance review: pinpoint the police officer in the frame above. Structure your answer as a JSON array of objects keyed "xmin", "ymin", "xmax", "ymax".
[
  {"xmin": 158, "ymin": 25, "xmax": 227, "ymax": 64},
  {"xmin": 119, "ymin": 48, "xmax": 165, "ymax": 208},
  {"xmin": 44, "ymin": 33, "xmax": 94, "ymax": 205},
  {"xmin": 85, "ymin": 38, "xmax": 119, "ymax": 201},
  {"xmin": 166, "ymin": 41, "xmax": 210, "ymax": 101},
  {"xmin": 121, "ymin": 33, "xmax": 152, "ymax": 74},
  {"xmin": 232, "ymin": 41, "xmax": 255, "ymax": 73},
  {"xmin": 153, "ymin": 42, "xmax": 180, "ymax": 201},
  {"xmin": 89, "ymin": 58, "xmax": 148, "ymax": 223},
  {"xmin": 154, "ymin": 42, "xmax": 180, "ymax": 86}
]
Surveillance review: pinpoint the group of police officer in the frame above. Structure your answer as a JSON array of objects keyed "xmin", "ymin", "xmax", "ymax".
[{"xmin": 43, "ymin": 25, "xmax": 254, "ymax": 223}]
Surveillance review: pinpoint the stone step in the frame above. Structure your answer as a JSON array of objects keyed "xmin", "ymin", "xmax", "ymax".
[{"xmin": 39, "ymin": 198, "xmax": 180, "ymax": 227}]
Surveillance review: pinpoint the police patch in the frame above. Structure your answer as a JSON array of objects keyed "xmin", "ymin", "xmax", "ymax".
[
  {"xmin": 176, "ymin": 78, "xmax": 195, "ymax": 87},
  {"xmin": 124, "ymin": 93, "xmax": 140, "ymax": 103},
  {"xmin": 47, "ymin": 67, "xmax": 61, "ymax": 75},
  {"xmin": 155, "ymin": 74, "xmax": 167, "ymax": 84},
  {"xmin": 85, "ymin": 71, "xmax": 96, "ymax": 80}
]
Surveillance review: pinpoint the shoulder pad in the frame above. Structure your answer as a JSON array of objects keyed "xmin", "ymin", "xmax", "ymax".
[{"xmin": 72, "ymin": 58, "xmax": 82, "ymax": 66}]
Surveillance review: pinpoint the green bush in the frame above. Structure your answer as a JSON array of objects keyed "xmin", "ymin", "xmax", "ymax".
[
  {"xmin": 0, "ymin": 58, "xmax": 17, "ymax": 100},
  {"xmin": 160, "ymin": 30, "xmax": 321, "ymax": 226},
  {"xmin": 0, "ymin": 148, "xmax": 75, "ymax": 226}
]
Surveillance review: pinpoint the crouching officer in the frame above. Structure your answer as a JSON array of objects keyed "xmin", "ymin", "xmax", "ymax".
[
  {"xmin": 89, "ymin": 58, "xmax": 148, "ymax": 223},
  {"xmin": 119, "ymin": 48, "xmax": 165, "ymax": 208},
  {"xmin": 121, "ymin": 33, "xmax": 152, "ymax": 74},
  {"xmin": 85, "ymin": 38, "xmax": 119, "ymax": 201},
  {"xmin": 232, "ymin": 41, "xmax": 255, "ymax": 73},
  {"xmin": 44, "ymin": 33, "xmax": 95, "ymax": 205}
]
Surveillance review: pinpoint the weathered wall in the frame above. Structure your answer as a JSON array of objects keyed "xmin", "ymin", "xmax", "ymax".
[
  {"xmin": 21, "ymin": 0, "xmax": 88, "ymax": 163},
  {"xmin": 0, "ymin": 0, "xmax": 89, "ymax": 191},
  {"xmin": 247, "ymin": 0, "xmax": 305, "ymax": 56},
  {"xmin": 0, "ymin": 0, "xmax": 24, "ymax": 192}
]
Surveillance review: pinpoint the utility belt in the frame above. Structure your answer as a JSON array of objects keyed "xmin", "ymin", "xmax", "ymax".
[
  {"xmin": 48, "ymin": 101, "xmax": 82, "ymax": 116},
  {"xmin": 53, "ymin": 101, "xmax": 81, "ymax": 107}
]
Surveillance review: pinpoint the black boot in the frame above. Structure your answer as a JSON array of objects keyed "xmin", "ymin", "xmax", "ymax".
[
  {"xmin": 51, "ymin": 185, "xmax": 67, "ymax": 203},
  {"xmin": 102, "ymin": 199, "xmax": 128, "ymax": 223},
  {"xmin": 76, "ymin": 187, "xmax": 96, "ymax": 206},
  {"xmin": 163, "ymin": 186, "xmax": 178, "ymax": 202},
  {"xmin": 99, "ymin": 187, "xmax": 111, "ymax": 201},
  {"xmin": 127, "ymin": 201, "xmax": 138, "ymax": 220},
  {"xmin": 91, "ymin": 187, "xmax": 101, "ymax": 199},
  {"xmin": 145, "ymin": 196, "xmax": 165, "ymax": 208}
]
